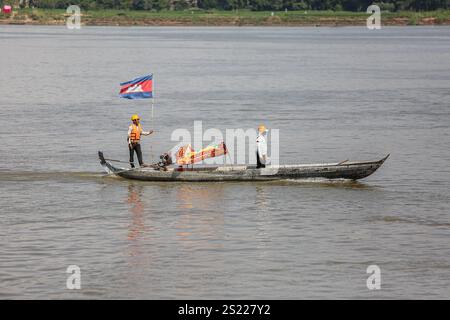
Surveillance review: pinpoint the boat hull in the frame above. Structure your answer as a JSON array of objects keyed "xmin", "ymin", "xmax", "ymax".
[{"xmin": 99, "ymin": 152, "xmax": 389, "ymax": 182}]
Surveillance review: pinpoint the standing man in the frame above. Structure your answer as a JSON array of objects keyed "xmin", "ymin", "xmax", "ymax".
[
  {"xmin": 128, "ymin": 114, "xmax": 153, "ymax": 168},
  {"xmin": 256, "ymin": 124, "xmax": 268, "ymax": 169}
]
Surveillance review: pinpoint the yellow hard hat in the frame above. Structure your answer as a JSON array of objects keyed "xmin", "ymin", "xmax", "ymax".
[
  {"xmin": 258, "ymin": 124, "xmax": 267, "ymax": 133},
  {"xmin": 131, "ymin": 114, "xmax": 140, "ymax": 121}
]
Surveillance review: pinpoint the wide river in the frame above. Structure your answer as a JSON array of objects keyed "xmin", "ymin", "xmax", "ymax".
[{"xmin": 0, "ymin": 25, "xmax": 449, "ymax": 299}]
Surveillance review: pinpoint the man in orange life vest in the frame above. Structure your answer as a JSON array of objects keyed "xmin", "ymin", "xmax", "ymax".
[{"xmin": 128, "ymin": 114, "xmax": 153, "ymax": 168}]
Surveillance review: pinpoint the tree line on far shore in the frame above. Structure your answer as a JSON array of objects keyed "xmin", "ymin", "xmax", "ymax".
[{"xmin": 4, "ymin": 0, "xmax": 450, "ymax": 12}]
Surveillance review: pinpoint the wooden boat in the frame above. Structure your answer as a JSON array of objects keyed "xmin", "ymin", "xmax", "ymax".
[{"xmin": 98, "ymin": 151, "xmax": 389, "ymax": 182}]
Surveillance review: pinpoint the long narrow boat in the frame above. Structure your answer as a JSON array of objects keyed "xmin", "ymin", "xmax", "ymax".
[{"xmin": 99, "ymin": 151, "xmax": 389, "ymax": 182}]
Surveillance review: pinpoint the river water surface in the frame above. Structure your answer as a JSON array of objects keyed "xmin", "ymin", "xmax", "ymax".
[{"xmin": 0, "ymin": 25, "xmax": 449, "ymax": 299}]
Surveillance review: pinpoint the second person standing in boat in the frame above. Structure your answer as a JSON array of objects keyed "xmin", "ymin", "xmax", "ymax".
[
  {"xmin": 256, "ymin": 124, "xmax": 268, "ymax": 169},
  {"xmin": 128, "ymin": 114, "xmax": 153, "ymax": 168}
]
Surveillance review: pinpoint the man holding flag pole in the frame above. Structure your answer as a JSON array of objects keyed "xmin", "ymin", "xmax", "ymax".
[{"xmin": 120, "ymin": 74, "xmax": 155, "ymax": 168}]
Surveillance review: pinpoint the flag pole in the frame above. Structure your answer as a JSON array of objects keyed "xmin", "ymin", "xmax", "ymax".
[{"xmin": 150, "ymin": 74, "xmax": 155, "ymax": 163}]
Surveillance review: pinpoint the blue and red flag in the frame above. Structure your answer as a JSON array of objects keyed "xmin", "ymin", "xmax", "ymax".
[{"xmin": 119, "ymin": 74, "xmax": 153, "ymax": 99}]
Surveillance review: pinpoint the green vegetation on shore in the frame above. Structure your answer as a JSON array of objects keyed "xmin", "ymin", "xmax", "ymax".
[
  {"xmin": 3, "ymin": 0, "xmax": 449, "ymax": 12},
  {"xmin": 2, "ymin": 8, "xmax": 450, "ymax": 26}
]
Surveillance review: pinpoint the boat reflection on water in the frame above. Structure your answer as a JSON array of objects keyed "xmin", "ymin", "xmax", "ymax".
[
  {"xmin": 124, "ymin": 182, "xmax": 228, "ymax": 253},
  {"xmin": 125, "ymin": 183, "xmax": 153, "ymax": 272},
  {"xmin": 255, "ymin": 185, "xmax": 270, "ymax": 209},
  {"xmin": 121, "ymin": 179, "xmax": 374, "ymax": 289},
  {"xmin": 173, "ymin": 184, "xmax": 226, "ymax": 250},
  {"xmin": 254, "ymin": 186, "xmax": 272, "ymax": 260},
  {"xmin": 122, "ymin": 179, "xmax": 374, "ymax": 251},
  {"xmin": 126, "ymin": 183, "xmax": 147, "ymax": 242},
  {"xmin": 123, "ymin": 181, "xmax": 229, "ymax": 294},
  {"xmin": 175, "ymin": 183, "xmax": 226, "ymax": 210}
]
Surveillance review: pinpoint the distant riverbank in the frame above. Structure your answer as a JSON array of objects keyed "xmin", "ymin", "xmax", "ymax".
[{"xmin": 1, "ymin": 8, "xmax": 450, "ymax": 27}]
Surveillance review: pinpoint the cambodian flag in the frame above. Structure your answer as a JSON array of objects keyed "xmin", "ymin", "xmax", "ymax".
[{"xmin": 119, "ymin": 74, "xmax": 153, "ymax": 99}]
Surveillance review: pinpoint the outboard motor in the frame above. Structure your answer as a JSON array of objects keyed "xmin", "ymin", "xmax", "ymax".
[{"xmin": 157, "ymin": 152, "xmax": 173, "ymax": 169}]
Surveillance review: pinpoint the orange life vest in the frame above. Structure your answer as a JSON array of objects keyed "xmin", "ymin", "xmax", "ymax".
[{"xmin": 129, "ymin": 124, "xmax": 142, "ymax": 143}]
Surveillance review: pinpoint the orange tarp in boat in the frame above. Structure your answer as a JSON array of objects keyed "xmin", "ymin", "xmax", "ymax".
[{"xmin": 176, "ymin": 142, "xmax": 227, "ymax": 165}]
